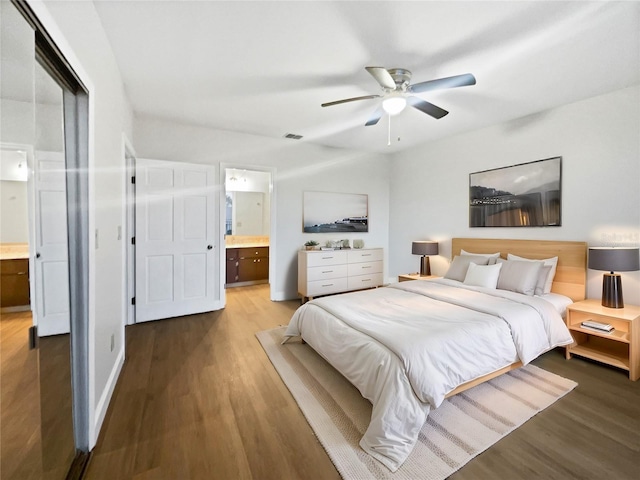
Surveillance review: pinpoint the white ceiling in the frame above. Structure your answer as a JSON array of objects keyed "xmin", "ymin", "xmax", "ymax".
[{"xmin": 93, "ymin": 1, "xmax": 640, "ymax": 154}]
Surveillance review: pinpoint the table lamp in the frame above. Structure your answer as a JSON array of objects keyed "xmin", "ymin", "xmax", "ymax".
[
  {"xmin": 412, "ymin": 241, "xmax": 439, "ymax": 276},
  {"xmin": 588, "ymin": 247, "xmax": 640, "ymax": 308}
]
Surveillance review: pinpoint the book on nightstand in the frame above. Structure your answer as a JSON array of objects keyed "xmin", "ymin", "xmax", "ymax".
[{"xmin": 580, "ymin": 320, "xmax": 614, "ymax": 333}]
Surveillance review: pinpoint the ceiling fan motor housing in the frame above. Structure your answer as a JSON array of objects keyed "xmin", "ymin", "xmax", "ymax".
[{"xmin": 387, "ymin": 68, "xmax": 412, "ymax": 91}]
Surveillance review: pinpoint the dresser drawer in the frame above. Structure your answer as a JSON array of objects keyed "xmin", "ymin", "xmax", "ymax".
[
  {"xmin": 347, "ymin": 273, "xmax": 383, "ymax": 291},
  {"xmin": 306, "ymin": 277, "xmax": 349, "ymax": 297},
  {"xmin": 347, "ymin": 261, "xmax": 382, "ymax": 276},
  {"xmin": 307, "ymin": 264, "xmax": 348, "ymax": 282},
  {"xmin": 347, "ymin": 249, "xmax": 383, "ymax": 263},
  {"xmin": 306, "ymin": 251, "xmax": 348, "ymax": 267}
]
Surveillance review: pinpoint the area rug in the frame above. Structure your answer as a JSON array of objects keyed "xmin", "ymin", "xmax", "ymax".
[{"xmin": 256, "ymin": 327, "xmax": 577, "ymax": 480}]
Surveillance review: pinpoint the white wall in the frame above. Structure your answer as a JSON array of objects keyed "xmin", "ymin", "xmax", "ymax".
[
  {"xmin": 389, "ymin": 85, "xmax": 640, "ymax": 305},
  {"xmin": 29, "ymin": 0, "xmax": 134, "ymax": 447},
  {"xmin": 133, "ymin": 116, "xmax": 391, "ymax": 300},
  {"xmin": 0, "ymin": 181, "xmax": 29, "ymax": 242}
]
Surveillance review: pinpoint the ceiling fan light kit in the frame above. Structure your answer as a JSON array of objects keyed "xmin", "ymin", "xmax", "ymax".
[
  {"xmin": 382, "ymin": 93, "xmax": 407, "ymax": 115},
  {"xmin": 321, "ymin": 66, "xmax": 476, "ymax": 128}
]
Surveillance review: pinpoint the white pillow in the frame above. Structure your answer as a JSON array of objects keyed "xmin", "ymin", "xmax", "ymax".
[
  {"xmin": 463, "ymin": 262, "xmax": 502, "ymax": 289},
  {"xmin": 444, "ymin": 255, "xmax": 490, "ymax": 282},
  {"xmin": 461, "ymin": 249, "xmax": 500, "ymax": 265},
  {"xmin": 507, "ymin": 253, "xmax": 558, "ymax": 294}
]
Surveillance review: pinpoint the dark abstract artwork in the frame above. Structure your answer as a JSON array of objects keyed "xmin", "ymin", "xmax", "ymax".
[{"xmin": 470, "ymin": 157, "xmax": 562, "ymax": 227}]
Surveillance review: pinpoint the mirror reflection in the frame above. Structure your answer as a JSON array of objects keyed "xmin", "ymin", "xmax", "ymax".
[{"xmin": 225, "ymin": 169, "xmax": 270, "ymax": 237}]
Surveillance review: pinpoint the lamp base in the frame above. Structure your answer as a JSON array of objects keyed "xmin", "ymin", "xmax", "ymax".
[
  {"xmin": 420, "ymin": 256, "xmax": 431, "ymax": 277},
  {"xmin": 602, "ymin": 273, "xmax": 624, "ymax": 308}
]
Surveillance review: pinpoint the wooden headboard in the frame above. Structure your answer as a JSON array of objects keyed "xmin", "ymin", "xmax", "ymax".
[{"xmin": 451, "ymin": 238, "xmax": 587, "ymax": 302}]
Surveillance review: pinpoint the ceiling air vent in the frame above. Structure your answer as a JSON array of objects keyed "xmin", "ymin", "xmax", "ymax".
[{"xmin": 284, "ymin": 133, "xmax": 303, "ymax": 140}]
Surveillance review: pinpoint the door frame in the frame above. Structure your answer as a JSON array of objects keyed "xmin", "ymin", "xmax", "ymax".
[
  {"xmin": 122, "ymin": 135, "xmax": 136, "ymax": 326},
  {"xmin": 219, "ymin": 163, "xmax": 276, "ymax": 304}
]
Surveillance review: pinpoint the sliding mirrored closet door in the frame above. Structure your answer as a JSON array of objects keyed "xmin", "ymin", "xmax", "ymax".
[{"xmin": 1, "ymin": 1, "xmax": 90, "ymax": 478}]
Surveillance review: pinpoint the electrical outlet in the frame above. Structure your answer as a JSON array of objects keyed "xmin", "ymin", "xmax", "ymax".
[{"xmin": 110, "ymin": 334, "xmax": 115, "ymax": 352}]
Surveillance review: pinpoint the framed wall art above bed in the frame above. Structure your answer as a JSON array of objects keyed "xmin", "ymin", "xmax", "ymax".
[{"xmin": 470, "ymin": 156, "xmax": 562, "ymax": 227}]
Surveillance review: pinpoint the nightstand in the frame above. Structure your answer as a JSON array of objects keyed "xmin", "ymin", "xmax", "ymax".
[
  {"xmin": 398, "ymin": 273, "xmax": 437, "ymax": 282},
  {"xmin": 565, "ymin": 299, "xmax": 640, "ymax": 380}
]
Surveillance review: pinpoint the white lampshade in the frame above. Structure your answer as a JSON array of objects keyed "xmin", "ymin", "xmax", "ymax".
[{"xmin": 382, "ymin": 95, "xmax": 406, "ymax": 115}]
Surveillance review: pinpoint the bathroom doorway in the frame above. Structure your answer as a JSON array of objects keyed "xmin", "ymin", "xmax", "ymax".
[{"xmin": 222, "ymin": 166, "xmax": 274, "ymax": 301}]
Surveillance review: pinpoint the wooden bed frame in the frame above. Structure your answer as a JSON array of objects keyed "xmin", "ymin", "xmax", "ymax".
[{"xmin": 444, "ymin": 237, "xmax": 587, "ymax": 398}]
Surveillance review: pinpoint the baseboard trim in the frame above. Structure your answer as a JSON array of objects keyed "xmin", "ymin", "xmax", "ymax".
[
  {"xmin": 0, "ymin": 305, "xmax": 31, "ymax": 313},
  {"xmin": 91, "ymin": 345, "xmax": 124, "ymax": 448}
]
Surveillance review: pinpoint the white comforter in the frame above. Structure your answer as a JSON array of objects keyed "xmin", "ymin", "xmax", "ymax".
[{"xmin": 283, "ymin": 278, "xmax": 573, "ymax": 471}]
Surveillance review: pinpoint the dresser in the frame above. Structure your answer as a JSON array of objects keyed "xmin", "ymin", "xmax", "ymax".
[{"xmin": 297, "ymin": 248, "xmax": 383, "ymax": 302}]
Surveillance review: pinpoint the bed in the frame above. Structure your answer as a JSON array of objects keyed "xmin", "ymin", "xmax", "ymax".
[{"xmin": 283, "ymin": 238, "xmax": 587, "ymax": 471}]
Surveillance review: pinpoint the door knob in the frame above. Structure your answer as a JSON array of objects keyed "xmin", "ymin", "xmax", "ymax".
[
  {"xmin": 36, "ymin": 252, "xmax": 41, "ymax": 258},
  {"xmin": 207, "ymin": 245, "xmax": 213, "ymax": 250}
]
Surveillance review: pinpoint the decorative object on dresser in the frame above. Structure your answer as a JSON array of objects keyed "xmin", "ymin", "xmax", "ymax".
[
  {"xmin": 303, "ymin": 240, "xmax": 319, "ymax": 251},
  {"xmin": 411, "ymin": 240, "xmax": 438, "ymax": 276},
  {"xmin": 469, "ymin": 156, "xmax": 561, "ymax": 227},
  {"xmin": 297, "ymin": 248, "xmax": 383, "ymax": 303},
  {"xmin": 565, "ymin": 299, "xmax": 640, "ymax": 380},
  {"xmin": 353, "ymin": 239, "xmax": 364, "ymax": 249},
  {"xmin": 588, "ymin": 247, "xmax": 640, "ymax": 308}
]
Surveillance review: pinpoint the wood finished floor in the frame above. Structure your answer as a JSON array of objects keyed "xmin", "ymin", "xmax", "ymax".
[
  {"xmin": 1, "ymin": 311, "xmax": 75, "ymax": 480},
  {"xmin": 86, "ymin": 285, "xmax": 640, "ymax": 479}
]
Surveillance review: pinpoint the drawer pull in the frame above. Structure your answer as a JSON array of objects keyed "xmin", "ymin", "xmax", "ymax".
[
  {"xmin": 361, "ymin": 254, "xmax": 371, "ymax": 256},
  {"xmin": 322, "ymin": 256, "xmax": 334, "ymax": 259},
  {"xmin": 322, "ymin": 283, "xmax": 334, "ymax": 287},
  {"xmin": 322, "ymin": 270, "xmax": 333, "ymax": 273},
  {"xmin": 17, "ymin": 272, "xmax": 27, "ymax": 275},
  {"xmin": 362, "ymin": 279, "xmax": 371, "ymax": 282},
  {"xmin": 362, "ymin": 265, "xmax": 371, "ymax": 269}
]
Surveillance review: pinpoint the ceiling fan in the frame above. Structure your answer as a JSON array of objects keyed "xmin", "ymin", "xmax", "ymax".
[{"xmin": 321, "ymin": 67, "xmax": 476, "ymax": 126}]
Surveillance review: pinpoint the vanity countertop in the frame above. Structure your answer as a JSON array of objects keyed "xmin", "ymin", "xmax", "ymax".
[
  {"xmin": 225, "ymin": 235, "xmax": 269, "ymax": 250},
  {"xmin": 0, "ymin": 243, "xmax": 30, "ymax": 260},
  {"xmin": 226, "ymin": 243, "xmax": 269, "ymax": 249}
]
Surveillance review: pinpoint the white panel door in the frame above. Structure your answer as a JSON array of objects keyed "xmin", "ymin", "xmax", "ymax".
[
  {"xmin": 33, "ymin": 151, "xmax": 70, "ymax": 336},
  {"xmin": 135, "ymin": 158, "xmax": 220, "ymax": 322}
]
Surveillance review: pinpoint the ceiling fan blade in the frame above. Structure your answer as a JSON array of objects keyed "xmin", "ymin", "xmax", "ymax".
[
  {"xmin": 365, "ymin": 66, "xmax": 396, "ymax": 90},
  {"xmin": 365, "ymin": 106, "xmax": 384, "ymax": 126},
  {"xmin": 321, "ymin": 94, "xmax": 381, "ymax": 107},
  {"xmin": 408, "ymin": 73, "xmax": 476, "ymax": 94},
  {"xmin": 407, "ymin": 96, "xmax": 449, "ymax": 119}
]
